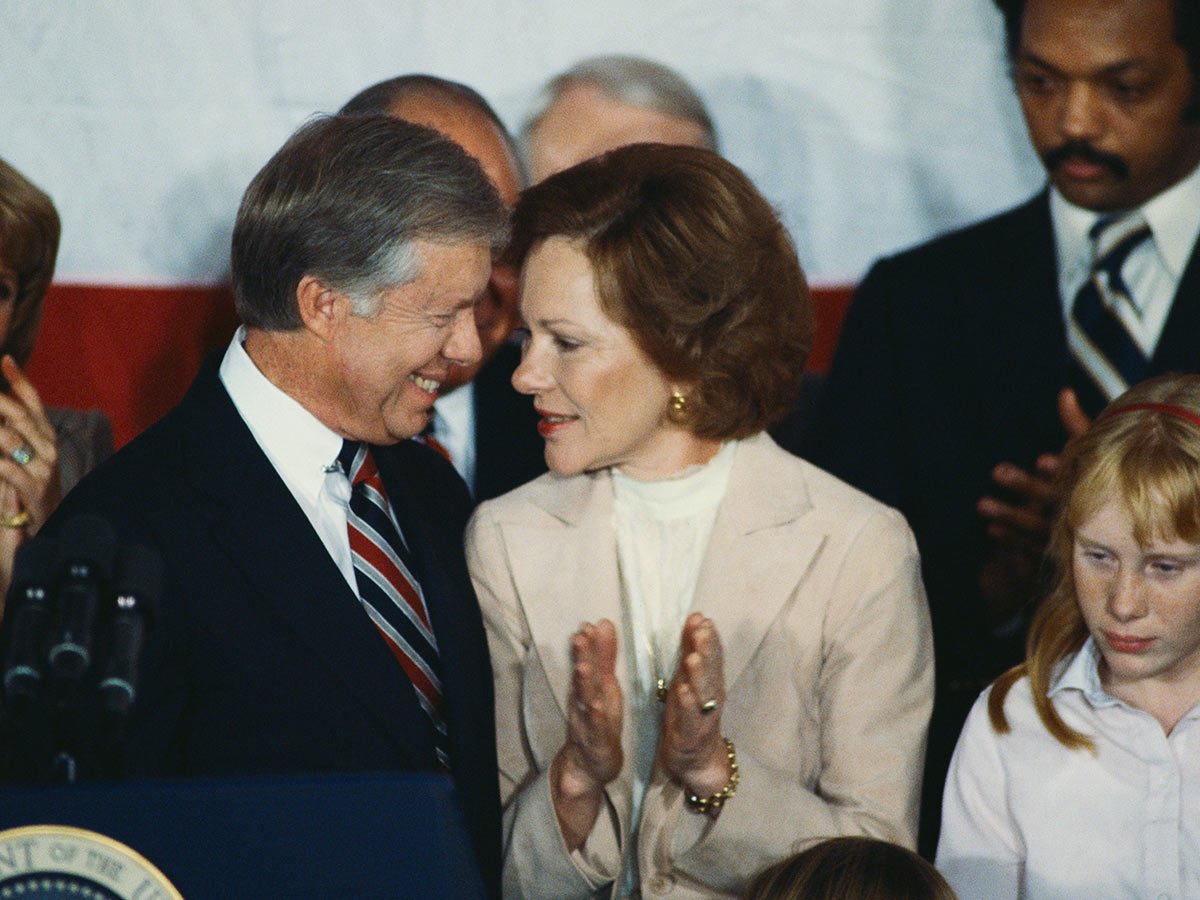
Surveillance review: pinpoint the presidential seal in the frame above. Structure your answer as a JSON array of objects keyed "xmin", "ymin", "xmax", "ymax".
[{"xmin": 0, "ymin": 826, "xmax": 182, "ymax": 899}]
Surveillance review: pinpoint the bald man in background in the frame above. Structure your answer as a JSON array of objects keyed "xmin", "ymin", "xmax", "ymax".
[
  {"xmin": 341, "ymin": 76, "xmax": 546, "ymax": 501},
  {"xmin": 520, "ymin": 55, "xmax": 716, "ymax": 183}
]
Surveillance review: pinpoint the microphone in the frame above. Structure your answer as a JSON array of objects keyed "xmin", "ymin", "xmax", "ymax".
[
  {"xmin": 3, "ymin": 539, "xmax": 59, "ymax": 706},
  {"xmin": 47, "ymin": 516, "xmax": 116, "ymax": 680},
  {"xmin": 98, "ymin": 544, "xmax": 162, "ymax": 716}
]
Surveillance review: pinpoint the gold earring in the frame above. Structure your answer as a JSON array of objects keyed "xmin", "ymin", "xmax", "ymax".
[{"xmin": 671, "ymin": 391, "xmax": 687, "ymax": 413}]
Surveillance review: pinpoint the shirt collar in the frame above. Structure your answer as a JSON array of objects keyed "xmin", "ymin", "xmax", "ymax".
[
  {"xmin": 1050, "ymin": 634, "xmax": 1200, "ymax": 726},
  {"xmin": 218, "ymin": 326, "xmax": 345, "ymax": 507},
  {"xmin": 1050, "ymin": 160, "xmax": 1200, "ymax": 283},
  {"xmin": 432, "ymin": 380, "xmax": 473, "ymax": 442},
  {"xmin": 1142, "ymin": 160, "xmax": 1200, "ymax": 278},
  {"xmin": 1048, "ymin": 636, "xmax": 1121, "ymax": 709}
]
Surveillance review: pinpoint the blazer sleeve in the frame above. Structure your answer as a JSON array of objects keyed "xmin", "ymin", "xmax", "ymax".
[
  {"xmin": 49, "ymin": 408, "xmax": 115, "ymax": 497},
  {"xmin": 465, "ymin": 504, "xmax": 623, "ymax": 899},
  {"xmin": 656, "ymin": 507, "xmax": 934, "ymax": 891},
  {"xmin": 936, "ymin": 691, "xmax": 1023, "ymax": 900}
]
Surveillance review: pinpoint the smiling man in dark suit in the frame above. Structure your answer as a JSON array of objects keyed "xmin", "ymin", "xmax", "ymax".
[
  {"xmin": 43, "ymin": 114, "xmax": 509, "ymax": 892},
  {"xmin": 341, "ymin": 76, "xmax": 546, "ymax": 502},
  {"xmin": 813, "ymin": 0, "xmax": 1200, "ymax": 853}
]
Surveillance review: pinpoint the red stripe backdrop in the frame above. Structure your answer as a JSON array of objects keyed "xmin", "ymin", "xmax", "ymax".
[{"xmin": 27, "ymin": 284, "xmax": 851, "ymax": 449}]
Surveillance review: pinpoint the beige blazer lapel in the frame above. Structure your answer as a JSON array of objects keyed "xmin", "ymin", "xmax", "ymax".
[
  {"xmin": 692, "ymin": 434, "xmax": 825, "ymax": 692},
  {"xmin": 498, "ymin": 471, "xmax": 637, "ymax": 831}
]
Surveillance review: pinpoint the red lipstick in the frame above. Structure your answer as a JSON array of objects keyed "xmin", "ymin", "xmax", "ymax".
[
  {"xmin": 535, "ymin": 407, "xmax": 576, "ymax": 438},
  {"xmin": 1104, "ymin": 631, "xmax": 1155, "ymax": 654}
]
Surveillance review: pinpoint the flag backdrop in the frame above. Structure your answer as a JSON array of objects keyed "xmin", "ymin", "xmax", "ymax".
[{"xmin": 4, "ymin": 0, "xmax": 1045, "ymax": 445}]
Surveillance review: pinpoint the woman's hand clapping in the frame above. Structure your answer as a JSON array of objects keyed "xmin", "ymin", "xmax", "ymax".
[
  {"xmin": 659, "ymin": 613, "xmax": 731, "ymax": 801},
  {"xmin": 552, "ymin": 618, "xmax": 624, "ymax": 851}
]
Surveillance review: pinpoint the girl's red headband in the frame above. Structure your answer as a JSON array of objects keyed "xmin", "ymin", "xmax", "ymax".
[{"xmin": 1107, "ymin": 402, "xmax": 1200, "ymax": 429}]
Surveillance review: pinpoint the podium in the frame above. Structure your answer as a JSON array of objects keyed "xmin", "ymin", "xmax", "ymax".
[{"xmin": 0, "ymin": 773, "xmax": 488, "ymax": 899}]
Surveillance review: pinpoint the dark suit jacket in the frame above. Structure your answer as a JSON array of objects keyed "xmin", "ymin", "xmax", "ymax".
[
  {"xmin": 813, "ymin": 190, "xmax": 1200, "ymax": 688},
  {"xmin": 811, "ymin": 191, "xmax": 1200, "ymax": 852},
  {"xmin": 37, "ymin": 358, "xmax": 501, "ymax": 895},
  {"xmin": 471, "ymin": 342, "xmax": 546, "ymax": 502}
]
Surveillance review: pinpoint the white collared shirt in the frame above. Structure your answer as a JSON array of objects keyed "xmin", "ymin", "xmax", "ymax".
[
  {"xmin": 1051, "ymin": 161, "xmax": 1200, "ymax": 357},
  {"xmin": 218, "ymin": 327, "xmax": 358, "ymax": 591},
  {"xmin": 937, "ymin": 638, "xmax": 1200, "ymax": 900},
  {"xmin": 430, "ymin": 382, "xmax": 476, "ymax": 493}
]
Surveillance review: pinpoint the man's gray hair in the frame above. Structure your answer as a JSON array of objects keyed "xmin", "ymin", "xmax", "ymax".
[
  {"xmin": 231, "ymin": 113, "xmax": 509, "ymax": 330},
  {"xmin": 519, "ymin": 55, "xmax": 717, "ymax": 165}
]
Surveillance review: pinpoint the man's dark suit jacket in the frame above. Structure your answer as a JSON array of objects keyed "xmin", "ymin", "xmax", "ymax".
[
  {"xmin": 810, "ymin": 190, "xmax": 1200, "ymax": 849},
  {"xmin": 36, "ymin": 358, "xmax": 502, "ymax": 895},
  {"xmin": 471, "ymin": 342, "xmax": 546, "ymax": 502}
]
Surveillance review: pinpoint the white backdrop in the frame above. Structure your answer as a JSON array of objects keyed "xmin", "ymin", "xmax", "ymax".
[{"xmin": 2, "ymin": 0, "xmax": 1046, "ymax": 288}]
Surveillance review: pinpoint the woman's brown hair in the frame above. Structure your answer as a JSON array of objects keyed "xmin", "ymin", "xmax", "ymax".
[
  {"xmin": 507, "ymin": 143, "xmax": 813, "ymax": 440},
  {"xmin": 988, "ymin": 373, "xmax": 1200, "ymax": 749},
  {"xmin": 0, "ymin": 158, "xmax": 61, "ymax": 366},
  {"xmin": 741, "ymin": 836, "xmax": 957, "ymax": 900}
]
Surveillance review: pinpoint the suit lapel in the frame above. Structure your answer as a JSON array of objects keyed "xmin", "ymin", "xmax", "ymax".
[
  {"xmin": 502, "ymin": 473, "xmax": 628, "ymax": 720},
  {"xmin": 177, "ymin": 366, "xmax": 436, "ymax": 768},
  {"xmin": 692, "ymin": 435, "xmax": 823, "ymax": 692},
  {"xmin": 1152, "ymin": 235, "xmax": 1200, "ymax": 372},
  {"xmin": 965, "ymin": 193, "xmax": 1072, "ymax": 456},
  {"xmin": 971, "ymin": 195, "xmax": 1067, "ymax": 397}
]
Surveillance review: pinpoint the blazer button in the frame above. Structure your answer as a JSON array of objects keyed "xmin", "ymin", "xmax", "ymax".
[{"xmin": 648, "ymin": 873, "xmax": 675, "ymax": 894}]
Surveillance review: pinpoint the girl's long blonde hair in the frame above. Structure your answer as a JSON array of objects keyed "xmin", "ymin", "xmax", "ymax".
[{"xmin": 988, "ymin": 374, "xmax": 1200, "ymax": 749}]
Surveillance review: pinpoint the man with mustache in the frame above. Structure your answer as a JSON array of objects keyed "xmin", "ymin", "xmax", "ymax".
[{"xmin": 811, "ymin": 0, "xmax": 1200, "ymax": 855}]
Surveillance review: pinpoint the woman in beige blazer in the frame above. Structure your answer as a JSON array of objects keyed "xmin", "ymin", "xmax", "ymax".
[{"xmin": 466, "ymin": 144, "xmax": 934, "ymax": 899}]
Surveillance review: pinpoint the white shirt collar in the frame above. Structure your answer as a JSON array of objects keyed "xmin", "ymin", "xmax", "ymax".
[
  {"xmin": 611, "ymin": 440, "xmax": 737, "ymax": 519},
  {"xmin": 1142, "ymin": 160, "xmax": 1200, "ymax": 278},
  {"xmin": 431, "ymin": 381, "xmax": 476, "ymax": 488},
  {"xmin": 1049, "ymin": 636, "xmax": 1120, "ymax": 708},
  {"xmin": 1051, "ymin": 634, "xmax": 1200, "ymax": 725},
  {"xmin": 1051, "ymin": 161, "xmax": 1200, "ymax": 285},
  {"xmin": 218, "ymin": 326, "xmax": 345, "ymax": 508}
]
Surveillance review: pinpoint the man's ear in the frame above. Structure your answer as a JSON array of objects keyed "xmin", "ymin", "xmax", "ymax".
[{"xmin": 295, "ymin": 274, "xmax": 345, "ymax": 341}]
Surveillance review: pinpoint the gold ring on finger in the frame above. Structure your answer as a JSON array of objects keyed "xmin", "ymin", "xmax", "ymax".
[{"xmin": 0, "ymin": 510, "xmax": 30, "ymax": 529}]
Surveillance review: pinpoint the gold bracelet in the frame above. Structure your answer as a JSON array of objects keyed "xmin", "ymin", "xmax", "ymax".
[{"xmin": 684, "ymin": 737, "xmax": 739, "ymax": 816}]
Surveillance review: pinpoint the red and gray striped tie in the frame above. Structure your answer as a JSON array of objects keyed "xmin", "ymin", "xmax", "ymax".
[{"xmin": 338, "ymin": 440, "xmax": 451, "ymax": 771}]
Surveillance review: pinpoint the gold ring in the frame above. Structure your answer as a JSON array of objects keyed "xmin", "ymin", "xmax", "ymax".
[
  {"xmin": 700, "ymin": 699, "xmax": 719, "ymax": 715},
  {"xmin": 0, "ymin": 511, "xmax": 30, "ymax": 529}
]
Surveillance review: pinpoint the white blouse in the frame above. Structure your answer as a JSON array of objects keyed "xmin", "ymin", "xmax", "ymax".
[
  {"xmin": 937, "ymin": 638, "xmax": 1200, "ymax": 900},
  {"xmin": 610, "ymin": 439, "xmax": 736, "ymax": 893}
]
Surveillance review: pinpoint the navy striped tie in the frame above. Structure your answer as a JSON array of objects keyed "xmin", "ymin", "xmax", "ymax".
[
  {"xmin": 1068, "ymin": 215, "xmax": 1153, "ymax": 416},
  {"xmin": 338, "ymin": 440, "xmax": 451, "ymax": 771}
]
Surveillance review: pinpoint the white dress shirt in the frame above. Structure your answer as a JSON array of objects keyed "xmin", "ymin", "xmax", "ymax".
[
  {"xmin": 218, "ymin": 327, "xmax": 358, "ymax": 591},
  {"xmin": 937, "ymin": 638, "xmax": 1200, "ymax": 900},
  {"xmin": 430, "ymin": 382, "xmax": 476, "ymax": 492},
  {"xmin": 1051, "ymin": 161, "xmax": 1200, "ymax": 358}
]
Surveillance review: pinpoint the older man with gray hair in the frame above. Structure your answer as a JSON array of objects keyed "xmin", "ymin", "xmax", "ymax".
[
  {"xmin": 339, "ymin": 74, "xmax": 547, "ymax": 501},
  {"xmin": 37, "ymin": 114, "xmax": 508, "ymax": 894},
  {"xmin": 522, "ymin": 54, "xmax": 717, "ymax": 183}
]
